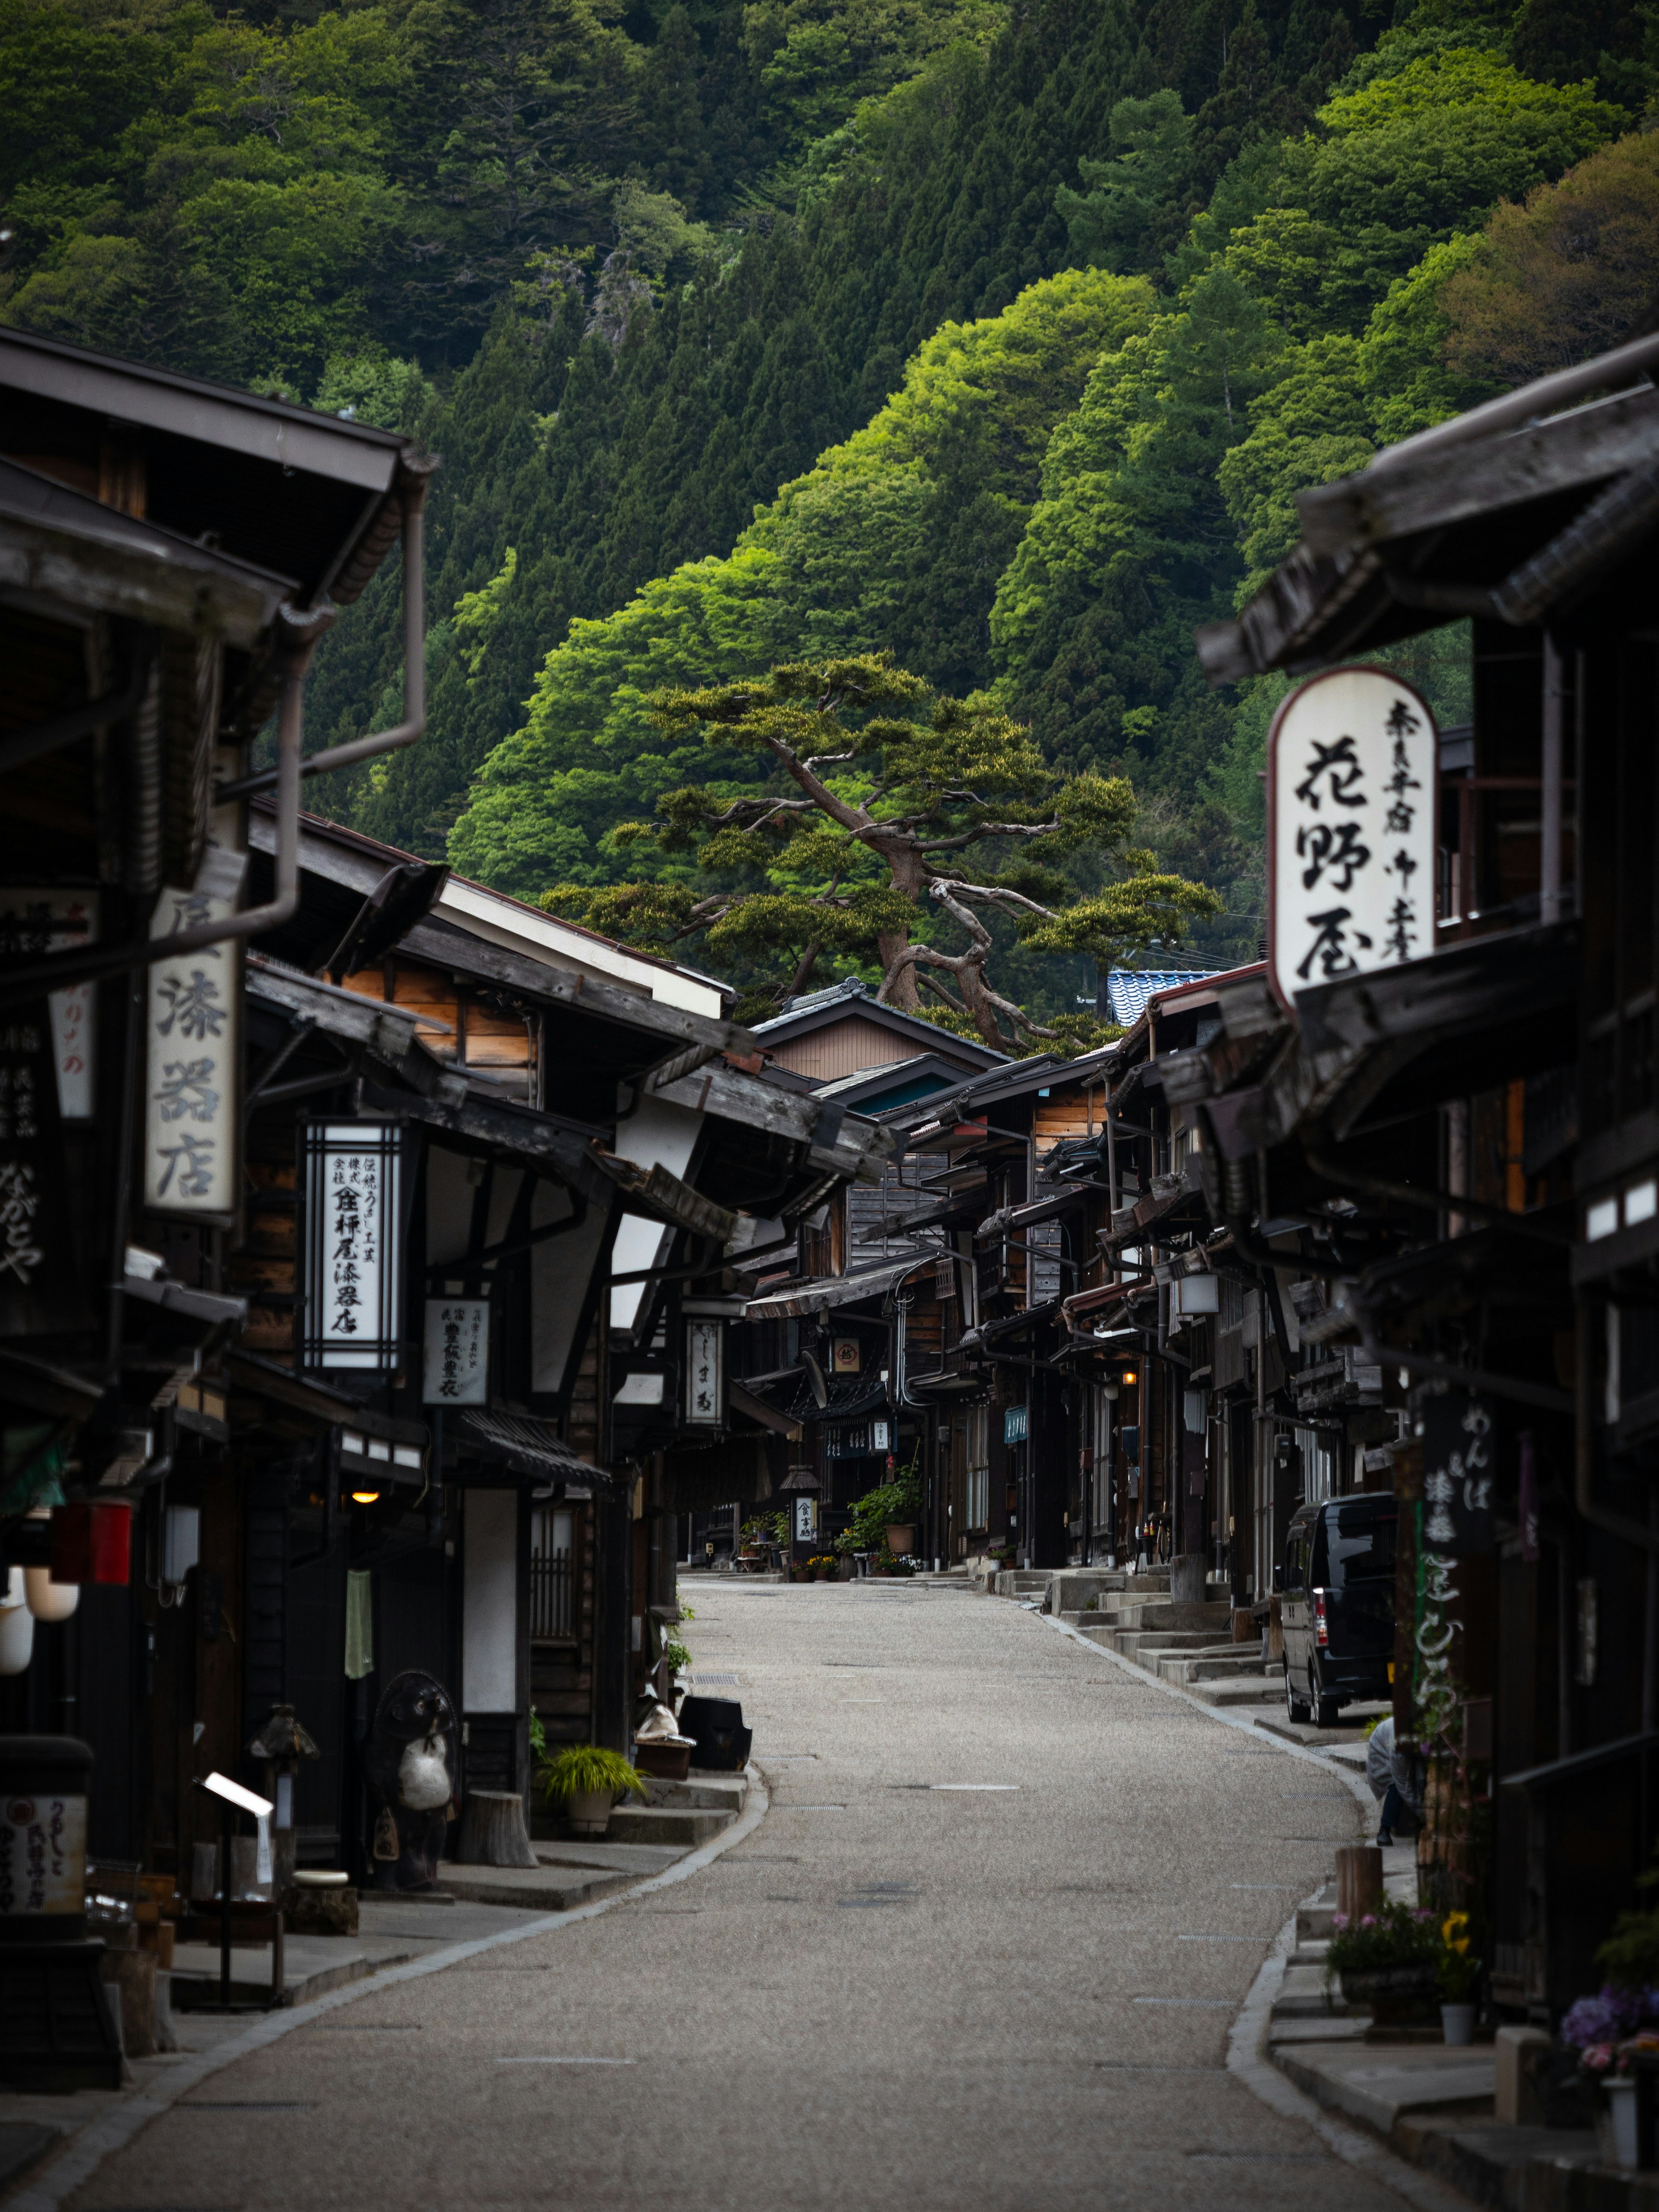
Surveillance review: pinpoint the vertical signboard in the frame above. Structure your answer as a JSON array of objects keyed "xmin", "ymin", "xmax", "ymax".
[
  {"xmin": 423, "ymin": 1298, "xmax": 489, "ymax": 1404},
  {"xmin": 143, "ymin": 857, "xmax": 245, "ymax": 1223},
  {"xmin": 0, "ymin": 1007, "xmax": 83, "ymax": 1335},
  {"xmin": 302, "ymin": 1123, "xmax": 405, "ymax": 1370},
  {"xmin": 685, "ymin": 1317, "xmax": 724, "ymax": 1425},
  {"xmin": 0, "ymin": 893, "xmax": 98, "ymax": 1119},
  {"xmin": 1414, "ymin": 1388, "xmax": 1495, "ymax": 1745},
  {"xmin": 1268, "ymin": 667, "xmax": 1438, "ymax": 1015}
]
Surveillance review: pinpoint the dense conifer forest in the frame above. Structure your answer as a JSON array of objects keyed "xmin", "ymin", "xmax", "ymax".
[{"xmin": 8, "ymin": 0, "xmax": 1655, "ymax": 1017}]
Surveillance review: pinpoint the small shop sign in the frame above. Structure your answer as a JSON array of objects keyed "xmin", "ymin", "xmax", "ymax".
[
  {"xmin": 1004, "ymin": 1405, "xmax": 1028, "ymax": 1445},
  {"xmin": 0, "ymin": 892, "xmax": 97, "ymax": 1119},
  {"xmin": 423, "ymin": 1298, "xmax": 488, "ymax": 1404},
  {"xmin": 1267, "ymin": 667, "xmax": 1437, "ymax": 1016},
  {"xmin": 685, "ymin": 1317, "xmax": 724, "ymax": 1424}
]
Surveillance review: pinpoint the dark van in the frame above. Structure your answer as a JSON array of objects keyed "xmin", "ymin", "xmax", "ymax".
[{"xmin": 1280, "ymin": 1492, "xmax": 1397, "ymax": 1727}]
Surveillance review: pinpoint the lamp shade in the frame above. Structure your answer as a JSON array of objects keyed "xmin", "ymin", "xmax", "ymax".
[
  {"xmin": 23, "ymin": 1508, "xmax": 78, "ymax": 1623},
  {"xmin": 0, "ymin": 1571, "xmax": 35, "ymax": 1675}
]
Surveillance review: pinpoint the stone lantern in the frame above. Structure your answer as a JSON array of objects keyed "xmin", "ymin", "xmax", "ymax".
[{"xmin": 247, "ymin": 1704, "xmax": 319, "ymax": 1897}]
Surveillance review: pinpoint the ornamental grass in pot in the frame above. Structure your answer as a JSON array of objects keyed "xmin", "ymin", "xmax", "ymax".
[
  {"xmin": 538, "ymin": 1744, "xmax": 648, "ymax": 1837},
  {"xmin": 1326, "ymin": 1900, "xmax": 1441, "ymax": 2026}
]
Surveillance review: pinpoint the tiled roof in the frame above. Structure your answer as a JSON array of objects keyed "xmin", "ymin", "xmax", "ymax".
[{"xmin": 1105, "ymin": 968, "xmax": 1219, "ymax": 1026}]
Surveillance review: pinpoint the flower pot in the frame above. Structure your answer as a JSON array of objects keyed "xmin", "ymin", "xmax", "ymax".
[
  {"xmin": 1338, "ymin": 1964, "xmax": 1440, "ymax": 2026},
  {"xmin": 564, "ymin": 1787, "xmax": 613, "ymax": 1837},
  {"xmin": 1607, "ymin": 2076, "xmax": 1638, "ymax": 2168},
  {"xmin": 885, "ymin": 1524, "xmax": 916, "ymax": 1557},
  {"xmin": 1441, "ymin": 2002, "xmax": 1476, "ymax": 2047},
  {"xmin": 633, "ymin": 1740, "xmax": 693, "ymax": 1783}
]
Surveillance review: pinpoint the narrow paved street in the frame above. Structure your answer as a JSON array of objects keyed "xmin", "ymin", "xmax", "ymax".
[{"xmin": 72, "ymin": 1583, "xmax": 1393, "ymax": 2212}]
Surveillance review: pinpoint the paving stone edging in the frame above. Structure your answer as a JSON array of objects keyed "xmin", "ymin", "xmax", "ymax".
[{"xmin": 7, "ymin": 1767, "xmax": 771, "ymax": 2212}]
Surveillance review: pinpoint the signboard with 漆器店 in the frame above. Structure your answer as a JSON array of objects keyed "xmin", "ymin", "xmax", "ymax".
[{"xmin": 1267, "ymin": 666, "xmax": 1438, "ymax": 1017}]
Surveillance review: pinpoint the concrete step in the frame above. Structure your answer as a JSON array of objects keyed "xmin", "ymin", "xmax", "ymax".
[
  {"xmin": 992, "ymin": 1571, "xmax": 1053, "ymax": 1597},
  {"xmin": 1116, "ymin": 1630, "xmax": 1223, "ymax": 1659},
  {"xmin": 1186, "ymin": 1673, "xmax": 1287, "ymax": 1706},
  {"xmin": 1272, "ymin": 2039, "xmax": 1496, "ymax": 2134},
  {"xmin": 443, "ymin": 1864, "xmax": 634, "ymax": 1911},
  {"xmin": 1273, "ymin": 1959, "xmax": 1355, "ymax": 2019},
  {"xmin": 643, "ymin": 1773, "xmax": 748, "ymax": 1814},
  {"xmin": 607, "ymin": 1804, "xmax": 731, "ymax": 1848},
  {"xmin": 1117, "ymin": 1599, "xmax": 1235, "ymax": 1634},
  {"xmin": 1159, "ymin": 1650, "xmax": 1280, "ymax": 1687}
]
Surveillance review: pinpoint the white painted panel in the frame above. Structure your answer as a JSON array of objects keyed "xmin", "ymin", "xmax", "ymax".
[
  {"xmin": 464, "ymin": 1488, "xmax": 518, "ymax": 1713},
  {"xmin": 607, "ymin": 1096, "xmax": 703, "ymax": 1330},
  {"xmin": 531, "ymin": 1180, "xmax": 608, "ymax": 1394}
]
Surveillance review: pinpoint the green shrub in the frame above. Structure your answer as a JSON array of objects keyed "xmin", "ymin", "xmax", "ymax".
[{"xmin": 537, "ymin": 1744, "xmax": 648, "ymax": 1805}]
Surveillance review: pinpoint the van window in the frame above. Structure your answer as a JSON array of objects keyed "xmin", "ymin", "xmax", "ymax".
[
  {"xmin": 1284, "ymin": 1524, "xmax": 1312, "ymax": 1589},
  {"xmin": 1325, "ymin": 1503, "xmax": 1397, "ymax": 1589}
]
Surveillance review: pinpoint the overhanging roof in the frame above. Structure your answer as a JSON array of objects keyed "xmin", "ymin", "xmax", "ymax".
[
  {"xmin": 0, "ymin": 327, "xmax": 431, "ymax": 610},
  {"xmin": 1197, "ymin": 340, "xmax": 1659, "ymax": 682},
  {"xmin": 744, "ymin": 1252, "xmax": 934, "ymax": 1319}
]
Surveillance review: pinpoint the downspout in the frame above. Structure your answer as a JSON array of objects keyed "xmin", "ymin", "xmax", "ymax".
[
  {"xmin": 1540, "ymin": 635, "xmax": 1567, "ymax": 927},
  {"xmin": 0, "ymin": 610, "xmax": 325, "ymax": 1002},
  {"xmin": 218, "ymin": 480, "xmax": 432, "ymax": 800}
]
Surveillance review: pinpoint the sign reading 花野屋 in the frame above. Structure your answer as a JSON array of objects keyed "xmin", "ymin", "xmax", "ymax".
[
  {"xmin": 1268, "ymin": 666, "xmax": 1438, "ymax": 1016},
  {"xmin": 423, "ymin": 1298, "xmax": 488, "ymax": 1405}
]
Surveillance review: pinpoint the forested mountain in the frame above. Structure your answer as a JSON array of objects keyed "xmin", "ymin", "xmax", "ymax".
[{"xmin": 8, "ymin": 0, "xmax": 1656, "ymax": 1014}]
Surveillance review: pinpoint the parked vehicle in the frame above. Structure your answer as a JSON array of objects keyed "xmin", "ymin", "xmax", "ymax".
[{"xmin": 1281, "ymin": 1493, "xmax": 1397, "ymax": 1726}]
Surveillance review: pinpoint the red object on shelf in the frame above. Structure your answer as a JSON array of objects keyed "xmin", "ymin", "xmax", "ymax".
[{"xmin": 50, "ymin": 1502, "xmax": 133, "ymax": 1586}]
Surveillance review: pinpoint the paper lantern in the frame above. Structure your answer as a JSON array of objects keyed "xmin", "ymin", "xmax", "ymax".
[
  {"xmin": 0, "ymin": 1569, "xmax": 35, "ymax": 1675},
  {"xmin": 23, "ymin": 1506, "xmax": 78, "ymax": 1623}
]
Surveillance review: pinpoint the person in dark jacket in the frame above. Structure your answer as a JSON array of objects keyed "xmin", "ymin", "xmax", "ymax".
[{"xmin": 1365, "ymin": 1716, "xmax": 1422, "ymax": 1847}]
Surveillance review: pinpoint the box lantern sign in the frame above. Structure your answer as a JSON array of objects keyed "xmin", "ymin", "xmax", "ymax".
[
  {"xmin": 423, "ymin": 1298, "xmax": 488, "ymax": 1405},
  {"xmin": 1268, "ymin": 667, "xmax": 1438, "ymax": 1017},
  {"xmin": 685, "ymin": 1317, "xmax": 724, "ymax": 1425},
  {"xmin": 143, "ymin": 854, "xmax": 246, "ymax": 1224},
  {"xmin": 302, "ymin": 1122, "xmax": 405, "ymax": 1371}
]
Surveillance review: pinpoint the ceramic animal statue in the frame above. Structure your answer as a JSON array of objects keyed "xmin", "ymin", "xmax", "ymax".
[{"xmin": 364, "ymin": 1669, "xmax": 458, "ymax": 1891}]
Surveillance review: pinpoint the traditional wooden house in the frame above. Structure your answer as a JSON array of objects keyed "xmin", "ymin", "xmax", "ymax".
[{"xmin": 1182, "ymin": 328, "xmax": 1659, "ymax": 2018}]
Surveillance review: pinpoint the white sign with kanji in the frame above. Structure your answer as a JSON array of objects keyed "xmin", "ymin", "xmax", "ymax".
[
  {"xmin": 685, "ymin": 1317, "xmax": 723, "ymax": 1425},
  {"xmin": 143, "ymin": 875, "xmax": 240, "ymax": 1218},
  {"xmin": 1268, "ymin": 667, "xmax": 1438, "ymax": 1015},
  {"xmin": 423, "ymin": 1298, "xmax": 489, "ymax": 1405}
]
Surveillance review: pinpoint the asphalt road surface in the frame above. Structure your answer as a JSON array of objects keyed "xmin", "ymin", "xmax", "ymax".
[{"xmin": 72, "ymin": 1579, "xmax": 1397, "ymax": 2212}]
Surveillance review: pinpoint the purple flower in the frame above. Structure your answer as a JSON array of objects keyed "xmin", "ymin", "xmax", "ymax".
[
  {"xmin": 1563, "ymin": 1988, "xmax": 1648, "ymax": 2050},
  {"xmin": 1332, "ymin": 1913, "xmax": 1349, "ymax": 1930},
  {"xmin": 1360, "ymin": 1914, "xmax": 1377, "ymax": 1929}
]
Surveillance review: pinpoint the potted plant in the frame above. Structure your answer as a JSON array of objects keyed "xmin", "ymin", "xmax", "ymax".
[
  {"xmin": 1325, "ymin": 1900, "xmax": 1441, "ymax": 2028},
  {"xmin": 1438, "ymin": 1911, "xmax": 1481, "ymax": 2045},
  {"xmin": 537, "ymin": 1744, "xmax": 648, "ymax": 1837},
  {"xmin": 837, "ymin": 1469, "xmax": 922, "ymax": 1568}
]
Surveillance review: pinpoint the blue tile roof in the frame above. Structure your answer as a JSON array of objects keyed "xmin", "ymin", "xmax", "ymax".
[{"xmin": 1104, "ymin": 968, "xmax": 1219, "ymax": 1027}]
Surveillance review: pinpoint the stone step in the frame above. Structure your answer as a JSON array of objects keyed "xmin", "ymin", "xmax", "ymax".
[
  {"xmin": 1273, "ymin": 1958, "xmax": 1355, "ymax": 2019},
  {"xmin": 643, "ymin": 1773, "xmax": 748, "ymax": 1814},
  {"xmin": 1117, "ymin": 1599, "xmax": 1235, "ymax": 1633},
  {"xmin": 1186, "ymin": 1673, "xmax": 1287, "ymax": 1706},
  {"xmin": 992, "ymin": 1571, "xmax": 1053, "ymax": 1597},
  {"xmin": 435, "ymin": 1864, "xmax": 633, "ymax": 1912},
  {"xmin": 1116, "ymin": 1630, "xmax": 1222, "ymax": 1659},
  {"xmin": 1159, "ymin": 1651, "xmax": 1279, "ymax": 1686},
  {"xmin": 607, "ymin": 1804, "xmax": 731, "ymax": 1848}
]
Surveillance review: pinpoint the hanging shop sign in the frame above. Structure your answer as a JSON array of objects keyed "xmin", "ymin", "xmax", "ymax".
[
  {"xmin": 0, "ymin": 1006, "xmax": 83, "ymax": 1337},
  {"xmin": 0, "ymin": 892, "xmax": 97, "ymax": 1120},
  {"xmin": 1004, "ymin": 1405, "xmax": 1029, "ymax": 1446},
  {"xmin": 423, "ymin": 1298, "xmax": 489, "ymax": 1405},
  {"xmin": 143, "ymin": 858, "xmax": 245, "ymax": 1224},
  {"xmin": 1267, "ymin": 667, "xmax": 1437, "ymax": 1017},
  {"xmin": 302, "ymin": 1122, "xmax": 405, "ymax": 1371},
  {"xmin": 1420, "ymin": 1388, "xmax": 1496, "ymax": 1555},
  {"xmin": 685, "ymin": 1317, "xmax": 724, "ymax": 1425},
  {"xmin": 832, "ymin": 1338, "xmax": 861, "ymax": 1374}
]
